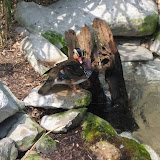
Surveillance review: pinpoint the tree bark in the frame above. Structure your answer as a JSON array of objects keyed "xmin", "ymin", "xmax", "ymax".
[
  {"xmin": 65, "ymin": 29, "xmax": 78, "ymax": 60},
  {"xmin": 92, "ymin": 18, "xmax": 128, "ymax": 107},
  {"xmin": 77, "ymin": 24, "xmax": 93, "ymax": 61}
]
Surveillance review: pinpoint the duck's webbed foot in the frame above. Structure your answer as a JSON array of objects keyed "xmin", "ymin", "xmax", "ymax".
[{"xmin": 70, "ymin": 84, "xmax": 83, "ymax": 93}]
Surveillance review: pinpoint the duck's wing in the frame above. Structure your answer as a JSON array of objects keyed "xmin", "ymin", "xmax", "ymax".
[{"xmin": 38, "ymin": 77, "xmax": 55, "ymax": 95}]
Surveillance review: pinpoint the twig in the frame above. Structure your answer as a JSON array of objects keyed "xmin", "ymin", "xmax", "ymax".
[{"xmin": 21, "ymin": 123, "xmax": 68, "ymax": 160}]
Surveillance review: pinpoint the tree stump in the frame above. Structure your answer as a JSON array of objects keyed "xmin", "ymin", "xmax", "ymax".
[
  {"xmin": 77, "ymin": 25, "xmax": 93, "ymax": 61},
  {"xmin": 92, "ymin": 18, "xmax": 128, "ymax": 108},
  {"xmin": 65, "ymin": 29, "xmax": 78, "ymax": 60}
]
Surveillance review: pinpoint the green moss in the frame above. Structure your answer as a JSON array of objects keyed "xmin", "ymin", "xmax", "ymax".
[
  {"xmin": 22, "ymin": 151, "xmax": 47, "ymax": 160},
  {"xmin": 36, "ymin": 135, "xmax": 56, "ymax": 153},
  {"xmin": 75, "ymin": 91, "xmax": 92, "ymax": 107},
  {"xmin": 131, "ymin": 12, "xmax": 158, "ymax": 36},
  {"xmin": 108, "ymin": 136, "xmax": 151, "ymax": 160},
  {"xmin": 41, "ymin": 31, "xmax": 68, "ymax": 55},
  {"xmin": 82, "ymin": 113, "xmax": 117, "ymax": 143}
]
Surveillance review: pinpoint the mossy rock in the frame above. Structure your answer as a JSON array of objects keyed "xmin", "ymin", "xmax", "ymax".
[
  {"xmin": 41, "ymin": 31, "xmax": 68, "ymax": 55},
  {"xmin": 82, "ymin": 113, "xmax": 151, "ymax": 159},
  {"xmin": 107, "ymin": 136, "xmax": 151, "ymax": 160},
  {"xmin": 131, "ymin": 12, "xmax": 158, "ymax": 36},
  {"xmin": 36, "ymin": 135, "xmax": 56, "ymax": 154},
  {"xmin": 75, "ymin": 91, "xmax": 92, "ymax": 108},
  {"xmin": 82, "ymin": 112, "xmax": 117, "ymax": 143},
  {"xmin": 22, "ymin": 151, "xmax": 50, "ymax": 160}
]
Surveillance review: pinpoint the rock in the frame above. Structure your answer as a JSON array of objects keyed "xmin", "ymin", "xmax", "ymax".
[
  {"xmin": 6, "ymin": 114, "xmax": 44, "ymax": 151},
  {"xmin": 0, "ymin": 112, "xmax": 24, "ymax": 139},
  {"xmin": 82, "ymin": 112, "xmax": 117, "ymax": 143},
  {"xmin": 14, "ymin": 0, "xmax": 158, "ymax": 37},
  {"xmin": 90, "ymin": 141, "xmax": 121, "ymax": 160},
  {"xmin": 115, "ymin": 38, "xmax": 141, "ymax": 46},
  {"xmin": 20, "ymin": 33, "xmax": 68, "ymax": 75},
  {"xmin": 118, "ymin": 45, "xmax": 153, "ymax": 62},
  {"xmin": 0, "ymin": 81, "xmax": 24, "ymax": 123},
  {"xmin": 22, "ymin": 151, "xmax": 50, "ymax": 160},
  {"xmin": 15, "ymin": 27, "xmax": 30, "ymax": 36},
  {"xmin": 150, "ymin": 36, "xmax": 160, "ymax": 56},
  {"xmin": 0, "ymin": 138, "xmax": 18, "ymax": 160},
  {"xmin": 82, "ymin": 113, "xmax": 151, "ymax": 159},
  {"xmin": 36, "ymin": 135, "xmax": 56, "ymax": 154},
  {"xmin": 143, "ymin": 145, "xmax": 160, "ymax": 160},
  {"xmin": 24, "ymin": 85, "xmax": 92, "ymax": 109},
  {"xmin": 41, "ymin": 108, "xmax": 87, "ymax": 133}
]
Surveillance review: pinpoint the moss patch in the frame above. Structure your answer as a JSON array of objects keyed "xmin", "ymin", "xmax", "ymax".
[
  {"xmin": 41, "ymin": 31, "xmax": 68, "ymax": 55},
  {"xmin": 107, "ymin": 136, "xmax": 151, "ymax": 160},
  {"xmin": 36, "ymin": 135, "xmax": 56, "ymax": 154},
  {"xmin": 131, "ymin": 12, "xmax": 158, "ymax": 36},
  {"xmin": 75, "ymin": 91, "xmax": 92, "ymax": 107},
  {"xmin": 82, "ymin": 112, "xmax": 117, "ymax": 143}
]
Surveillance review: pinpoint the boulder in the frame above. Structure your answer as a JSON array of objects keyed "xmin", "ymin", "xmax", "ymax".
[
  {"xmin": 41, "ymin": 108, "xmax": 87, "ymax": 133},
  {"xmin": 118, "ymin": 45, "xmax": 153, "ymax": 62},
  {"xmin": 0, "ymin": 81, "xmax": 24, "ymax": 123},
  {"xmin": 20, "ymin": 33, "xmax": 68, "ymax": 75},
  {"xmin": 6, "ymin": 114, "xmax": 44, "ymax": 151},
  {"xmin": 14, "ymin": 0, "xmax": 158, "ymax": 37},
  {"xmin": 36, "ymin": 135, "xmax": 56, "ymax": 154},
  {"xmin": 24, "ymin": 85, "xmax": 92, "ymax": 109},
  {"xmin": 0, "ymin": 112, "xmax": 24, "ymax": 139},
  {"xmin": 82, "ymin": 113, "xmax": 151, "ymax": 159},
  {"xmin": 0, "ymin": 138, "xmax": 18, "ymax": 160},
  {"xmin": 90, "ymin": 141, "xmax": 121, "ymax": 160}
]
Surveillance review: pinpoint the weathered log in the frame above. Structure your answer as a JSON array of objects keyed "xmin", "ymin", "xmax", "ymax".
[
  {"xmin": 92, "ymin": 18, "xmax": 128, "ymax": 108},
  {"xmin": 65, "ymin": 29, "xmax": 78, "ymax": 60},
  {"xmin": 77, "ymin": 25, "xmax": 93, "ymax": 61}
]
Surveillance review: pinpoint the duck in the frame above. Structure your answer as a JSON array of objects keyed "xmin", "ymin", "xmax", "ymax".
[{"xmin": 38, "ymin": 48, "xmax": 92, "ymax": 95}]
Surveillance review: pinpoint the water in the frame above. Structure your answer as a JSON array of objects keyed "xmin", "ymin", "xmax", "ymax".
[{"xmin": 122, "ymin": 59, "xmax": 160, "ymax": 155}]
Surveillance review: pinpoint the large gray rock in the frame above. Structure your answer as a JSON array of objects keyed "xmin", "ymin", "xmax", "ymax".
[
  {"xmin": 24, "ymin": 85, "xmax": 92, "ymax": 109},
  {"xmin": 118, "ymin": 45, "xmax": 153, "ymax": 62},
  {"xmin": 0, "ymin": 112, "xmax": 24, "ymax": 139},
  {"xmin": 6, "ymin": 114, "xmax": 43, "ymax": 151},
  {"xmin": 14, "ymin": 0, "xmax": 158, "ymax": 37},
  {"xmin": 20, "ymin": 33, "xmax": 68, "ymax": 75},
  {"xmin": 0, "ymin": 81, "xmax": 24, "ymax": 123},
  {"xmin": 0, "ymin": 138, "xmax": 18, "ymax": 160},
  {"xmin": 40, "ymin": 108, "xmax": 87, "ymax": 133}
]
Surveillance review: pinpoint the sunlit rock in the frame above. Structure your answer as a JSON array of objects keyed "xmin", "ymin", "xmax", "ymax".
[
  {"xmin": 14, "ymin": 0, "xmax": 158, "ymax": 37},
  {"xmin": 0, "ymin": 112, "xmax": 24, "ymax": 139},
  {"xmin": 24, "ymin": 85, "xmax": 92, "ymax": 109},
  {"xmin": 6, "ymin": 114, "xmax": 43, "ymax": 151},
  {"xmin": 20, "ymin": 33, "xmax": 68, "ymax": 75},
  {"xmin": 41, "ymin": 108, "xmax": 87, "ymax": 133},
  {"xmin": 118, "ymin": 45, "xmax": 153, "ymax": 62},
  {"xmin": 0, "ymin": 138, "xmax": 18, "ymax": 160},
  {"xmin": 82, "ymin": 113, "xmax": 151, "ymax": 159},
  {"xmin": 90, "ymin": 141, "xmax": 121, "ymax": 160},
  {"xmin": 0, "ymin": 81, "xmax": 24, "ymax": 123}
]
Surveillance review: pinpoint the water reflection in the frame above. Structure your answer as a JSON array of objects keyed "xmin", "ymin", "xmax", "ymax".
[
  {"xmin": 123, "ymin": 58, "xmax": 160, "ymax": 155},
  {"xmin": 87, "ymin": 58, "xmax": 160, "ymax": 155}
]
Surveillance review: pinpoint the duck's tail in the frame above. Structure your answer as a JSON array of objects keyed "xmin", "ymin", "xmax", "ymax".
[{"xmin": 38, "ymin": 77, "xmax": 54, "ymax": 95}]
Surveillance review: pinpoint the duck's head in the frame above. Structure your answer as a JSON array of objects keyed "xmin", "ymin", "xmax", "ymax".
[{"xmin": 73, "ymin": 48, "xmax": 83, "ymax": 63}]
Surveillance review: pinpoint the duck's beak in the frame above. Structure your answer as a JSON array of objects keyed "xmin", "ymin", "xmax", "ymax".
[{"xmin": 78, "ymin": 57, "xmax": 82, "ymax": 64}]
